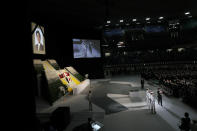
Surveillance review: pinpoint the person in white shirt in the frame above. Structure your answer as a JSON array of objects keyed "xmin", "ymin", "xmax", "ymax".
[
  {"xmin": 148, "ymin": 90, "xmax": 152, "ymax": 110},
  {"xmin": 146, "ymin": 88, "xmax": 150, "ymax": 105}
]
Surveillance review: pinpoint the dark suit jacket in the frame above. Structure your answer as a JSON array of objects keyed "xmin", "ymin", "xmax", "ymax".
[{"xmin": 35, "ymin": 44, "xmax": 44, "ymax": 51}]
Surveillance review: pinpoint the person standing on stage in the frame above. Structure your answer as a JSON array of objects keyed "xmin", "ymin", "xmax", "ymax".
[
  {"xmin": 179, "ymin": 112, "xmax": 191, "ymax": 131},
  {"xmin": 150, "ymin": 92, "xmax": 156, "ymax": 114},
  {"xmin": 157, "ymin": 88, "xmax": 163, "ymax": 106},
  {"xmin": 141, "ymin": 78, "xmax": 144, "ymax": 89},
  {"xmin": 88, "ymin": 90, "xmax": 93, "ymax": 111},
  {"xmin": 146, "ymin": 88, "xmax": 150, "ymax": 105},
  {"xmin": 148, "ymin": 90, "xmax": 152, "ymax": 110}
]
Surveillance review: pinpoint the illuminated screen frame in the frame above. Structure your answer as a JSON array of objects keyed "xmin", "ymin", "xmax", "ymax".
[
  {"xmin": 31, "ymin": 22, "xmax": 46, "ymax": 55},
  {"xmin": 72, "ymin": 38, "xmax": 101, "ymax": 59}
]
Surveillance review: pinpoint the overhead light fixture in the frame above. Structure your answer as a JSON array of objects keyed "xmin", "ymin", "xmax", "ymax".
[
  {"xmin": 120, "ymin": 19, "xmax": 124, "ymax": 22},
  {"xmin": 102, "ymin": 45, "xmax": 109, "ymax": 47},
  {"xmin": 158, "ymin": 20, "xmax": 161, "ymax": 23},
  {"xmin": 118, "ymin": 45, "xmax": 125, "ymax": 48},
  {"xmin": 178, "ymin": 48, "xmax": 185, "ymax": 52},
  {"xmin": 136, "ymin": 22, "xmax": 140, "ymax": 24},
  {"xmin": 117, "ymin": 41, "xmax": 124, "ymax": 45},
  {"xmin": 146, "ymin": 17, "xmax": 150, "ymax": 21},
  {"xmin": 105, "ymin": 24, "xmax": 109, "ymax": 26},
  {"xmin": 188, "ymin": 15, "xmax": 192, "ymax": 18},
  {"xmin": 147, "ymin": 21, "xmax": 151, "ymax": 24},
  {"xmin": 105, "ymin": 53, "xmax": 111, "ymax": 56},
  {"xmin": 185, "ymin": 12, "xmax": 190, "ymax": 15},
  {"xmin": 166, "ymin": 49, "xmax": 173, "ymax": 52},
  {"xmin": 107, "ymin": 20, "xmax": 111, "ymax": 24},
  {"xmin": 159, "ymin": 16, "xmax": 164, "ymax": 19},
  {"xmin": 132, "ymin": 19, "xmax": 137, "ymax": 22},
  {"xmin": 116, "ymin": 24, "xmax": 119, "ymax": 26},
  {"xmin": 126, "ymin": 23, "xmax": 130, "ymax": 26}
]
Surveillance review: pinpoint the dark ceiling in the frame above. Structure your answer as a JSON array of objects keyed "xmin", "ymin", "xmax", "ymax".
[{"xmin": 27, "ymin": 0, "xmax": 197, "ymax": 27}]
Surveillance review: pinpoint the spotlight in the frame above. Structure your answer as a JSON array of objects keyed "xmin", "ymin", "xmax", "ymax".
[
  {"xmin": 159, "ymin": 16, "xmax": 164, "ymax": 19},
  {"xmin": 132, "ymin": 19, "xmax": 137, "ymax": 22},
  {"xmin": 146, "ymin": 17, "xmax": 150, "ymax": 21},
  {"xmin": 120, "ymin": 19, "xmax": 124, "ymax": 23},
  {"xmin": 185, "ymin": 12, "xmax": 190, "ymax": 15},
  {"xmin": 102, "ymin": 45, "xmax": 109, "ymax": 47},
  {"xmin": 107, "ymin": 20, "xmax": 111, "ymax": 24}
]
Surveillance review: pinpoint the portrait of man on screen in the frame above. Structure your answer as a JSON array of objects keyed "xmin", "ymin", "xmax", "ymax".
[
  {"xmin": 32, "ymin": 22, "xmax": 46, "ymax": 55},
  {"xmin": 35, "ymin": 29, "xmax": 44, "ymax": 51}
]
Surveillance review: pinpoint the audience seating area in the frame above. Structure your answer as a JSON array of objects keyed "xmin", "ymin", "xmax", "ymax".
[
  {"xmin": 104, "ymin": 61, "xmax": 197, "ymax": 107},
  {"xmin": 141, "ymin": 64, "xmax": 197, "ymax": 106}
]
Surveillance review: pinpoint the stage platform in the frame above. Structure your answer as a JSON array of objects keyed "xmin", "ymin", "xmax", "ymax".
[
  {"xmin": 36, "ymin": 94, "xmax": 105, "ymax": 129},
  {"xmin": 36, "ymin": 74, "xmax": 197, "ymax": 131}
]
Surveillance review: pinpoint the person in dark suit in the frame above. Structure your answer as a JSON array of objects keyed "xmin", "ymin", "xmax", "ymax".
[
  {"xmin": 179, "ymin": 112, "xmax": 191, "ymax": 131},
  {"xmin": 35, "ymin": 30, "xmax": 44, "ymax": 51},
  {"xmin": 157, "ymin": 88, "xmax": 162, "ymax": 106},
  {"xmin": 88, "ymin": 90, "xmax": 93, "ymax": 111},
  {"xmin": 141, "ymin": 78, "xmax": 144, "ymax": 89}
]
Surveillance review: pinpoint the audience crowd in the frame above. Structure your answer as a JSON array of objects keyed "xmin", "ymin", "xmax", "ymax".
[{"xmin": 141, "ymin": 64, "xmax": 197, "ymax": 106}]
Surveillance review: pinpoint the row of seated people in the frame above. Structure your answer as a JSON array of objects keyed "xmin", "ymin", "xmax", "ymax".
[{"xmin": 142, "ymin": 67, "xmax": 197, "ymax": 105}]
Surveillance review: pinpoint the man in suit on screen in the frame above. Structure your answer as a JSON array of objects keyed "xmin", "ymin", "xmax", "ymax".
[{"xmin": 35, "ymin": 30, "xmax": 44, "ymax": 51}]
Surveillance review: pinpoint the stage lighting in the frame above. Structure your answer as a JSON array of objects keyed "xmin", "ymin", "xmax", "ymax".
[
  {"xmin": 132, "ymin": 19, "xmax": 137, "ymax": 22},
  {"xmin": 107, "ymin": 20, "xmax": 111, "ymax": 24},
  {"xmin": 120, "ymin": 19, "xmax": 124, "ymax": 22},
  {"xmin": 136, "ymin": 22, "xmax": 140, "ymax": 24},
  {"xmin": 178, "ymin": 48, "xmax": 185, "ymax": 52},
  {"xmin": 159, "ymin": 16, "xmax": 164, "ymax": 19},
  {"xmin": 188, "ymin": 15, "xmax": 192, "ymax": 18},
  {"xmin": 105, "ymin": 53, "xmax": 111, "ymax": 56},
  {"xmin": 166, "ymin": 49, "xmax": 173, "ymax": 52},
  {"xmin": 146, "ymin": 17, "xmax": 150, "ymax": 21},
  {"xmin": 118, "ymin": 45, "xmax": 125, "ymax": 48},
  {"xmin": 185, "ymin": 12, "xmax": 190, "ymax": 15},
  {"xmin": 117, "ymin": 41, "xmax": 124, "ymax": 45},
  {"xmin": 102, "ymin": 45, "xmax": 109, "ymax": 47}
]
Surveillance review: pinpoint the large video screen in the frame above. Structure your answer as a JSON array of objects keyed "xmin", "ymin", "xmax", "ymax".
[
  {"xmin": 31, "ymin": 22, "xmax": 46, "ymax": 54},
  {"xmin": 73, "ymin": 39, "xmax": 101, "ymax": 58}
]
